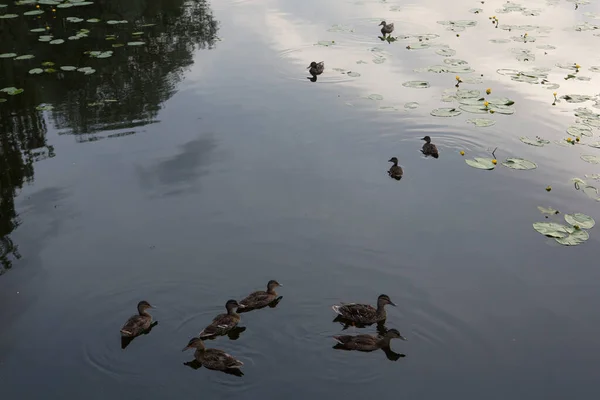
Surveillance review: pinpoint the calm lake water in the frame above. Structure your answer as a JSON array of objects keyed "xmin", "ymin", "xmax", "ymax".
[{"xmin": 2, "ymin": 0, "xmax": 600, "ymax": 398}]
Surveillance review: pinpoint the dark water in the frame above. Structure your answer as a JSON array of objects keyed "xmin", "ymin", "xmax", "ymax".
[{"xmin": 2, "ymin": 0, "xmax": 600, "ymax": 398}]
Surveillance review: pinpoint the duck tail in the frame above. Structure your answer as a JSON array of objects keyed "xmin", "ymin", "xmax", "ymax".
[
  {"xmin": 331, "ymin": 305, "xmax": 342, "ymax": 315},
  {"xmin": 120, "ymin": 329, "xmax": 132, "ymax": 336}
]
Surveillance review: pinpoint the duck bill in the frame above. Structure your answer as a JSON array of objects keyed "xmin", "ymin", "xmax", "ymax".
[
  {"xmin": 421, "ymin": 137, "xmax": 426, "ymax": 141},
  {"xmin": 389, "ymin": 301, "xmax": 397, "ymax": 306},
  {"xmin": 181, "ymin": 345, "xmax": 191, "ymax": 352},
  {"xmin": 399, "ymin": 335, "xmax": 408, "ymax": 341}
]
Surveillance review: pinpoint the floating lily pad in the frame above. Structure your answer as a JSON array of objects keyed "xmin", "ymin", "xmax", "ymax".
[
  {"xmin": 56, "ymin": 2, "xmax": 73, "ymax": 7},
  {"xmin": 23, "ymin": 10, "xmax": 44, "ymax": 16},
  {"xmin": 38, "ymin": 35, "xmax": 53, "ymax": 42},
  {"xmin": 402, "ymin": 80, "xmax": 429, "ymax": 88},
  {"xmin": 367, "ymin": 94, "xmax": 383, "ymax": 101},
  {"xmin": 467, "ymin": 118, "xmax": 496, "ymax": 127},
  {"xmin": 14, "ymin": 54, "xmax": 35, "ymax": 60},
  {"xmin": 127, "ymin": 41, "xmax": 145, "ymax": 46},
  {"xmin": 537, "ymin": 44, "xmax": 556, "ymax": 50},
  {"xmin": 554, "ymin": 228, "xmax": 589, "ymax": 246},
  {"xmin": 60, "ymin": 65, "xmax": 77, "ymax": 71},
  {"xmin": 0, "ymin": 87, "xmax": 24, "ymax": 95},
  {"xmin": 87, "ymin": 18, "xmax": 101, "ymax": 23},
  {"xmin": 77, "ymin": 66, "xmax": 96, "ymax": 75},
  {"xmin": 532, "ymin": 222, "xmax": 570, "ymax": 238},
  {"xmin": 465, "ymin": 158, "xmax": 495, "ymax": 170},
  {"xmin": 431, "ymin": 108, "xmax": 461, "ymax": 117},
  {"xmin": 0, "ymin": 53, "xmax": 17, "ymax": 58},
  {"xmin": 0, "ymin": 98, "xmax": 6, "ymax": 103},
  {"xmin": 49, "ymin": 39, "xmax": 65, "ymax": 44},
  {"xmin": 562, "ymin": 94, "xmax": 594, "ymax": 103},
  {"xmin": 490, "ymin": 105, "xmax": 516, "ymax": 115},
  {"xmin": 35, "ymin": 104, "xmax": 54, "ymax": 111},
  {"xmin": 459, "ymin": 105, "xmax": 489, "ymax": 114},
  {"xmin": 66, "ymin": 17, "xmax": 84, "ymax": 23},
  {"xmin": 537, "ymin": 206, "xmax": 559, "ymax": 215},
  {"xmin": 132, "ymin": 31, "xmax": 144, "ymax": 36},
  {"xmin": 490, "ymin": 39, "xmax": 511, "ymax": 44},
  {"xmin": 372, "ymin": 56, "xmax": 386, "ymax": 64},
  {"xmin": 41, "ymin": 61, "xmax": 55, "ymax": 66},
  {"xmin": 347, "ymin": 71, "xmax": 360, "ymax": 77},
  {"xmin": 502, "ymin": 158, "xmax": 537, "ymax": 170},
  {"xmin": 404, "ymin": 102, "xmax": 419, "ymax": 109},
  {"xmin": 581, "ymin": 154, "xmax": 600, "ymax": 164},
  {"xmin": 565, "ymin": 213, "xmax": 595, "ymax": 229},
  {"xmin": 520, "ymin": 137, "xmax": 550, "ymax": 146},
  {"xmin": 30, "ymin": 28, "xmax": 47, "ymax": 33},
  {"xmin": 0, "ymin": 14, "xmax": 18, "ymax": 19},
  {"xmin": 28, "ymin": 68, "xmax": 43, "ymax": 74},
  {"xmin": 315, "ymin": 40, "xmax": 334, "ymax": 46},
  {"xmin": 567, "ymin": 124, "xmax": 593, "ymax": 137},
  {"xmin": 435, "ymin": 48, "xmax": 456, "ymax": 57}
]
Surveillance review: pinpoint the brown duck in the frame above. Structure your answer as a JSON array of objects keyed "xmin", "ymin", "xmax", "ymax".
[
  {"xmin": 182, "ymin": 337, "xmax": 244, "ymax": 371},
  {"xmin": 120, "ymin": 300, "xmax": 154, "ymax": 337},
  {"xmin": 199, "ymin": 299, "xmax": 245, "ymax": 338},
  {"xmin": 331, "ymin": 294, "xmax": 396, "ymax": 324},
  {"xmin": 388, "ymin": 157, "xmax": 403, "ymax": 180},
  {"xmin": 239, "ymin": 280, "xmax": 282, "ymax": 310},
  {"xmin": 333, "ymin": 328, "xmax": 407, "ymax": 351},
  {"xmin": 421, "ymin": 136, "xmax": 439, "ymax": 158}
]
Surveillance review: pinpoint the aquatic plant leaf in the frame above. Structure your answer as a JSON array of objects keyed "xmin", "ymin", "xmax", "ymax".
[
  {"xmin": 50, "ymin": 39, "xmax": 65, "ymax": 44},
  {"xmin": 402, "ymin": 81, "xmax": 429, "ymax": 88},
  {"xmin": 435, "ymin": 48, "xmax": 456, "ymax": 57},
  {"xmin": 520, "ymin": 137, "xmax": 550, "ymax": 146},
  {"xmin": 467, "ymin": 118, "xmax": 496, "ymax": 127},
  {"xmin": 431, "ymin": 108, "xmax": 461, "ymax": 117},
  {"xmin": 459, "ymin": 105, "xmax": 488, "ymax": 114},
  {"xmin": 581, "ymin": 155, "xmax": 600, "ymax": 164},
  {"xmin": 30, "ymin": 28, "xmax": 46, "ymax": 32},
  {"xmin": 554, "ymin": 229, "xmax": 589, "ymax": 246},
  {"xmin": 347, "ymin": 71, "xmax": 360, "ymax": 77},
  {"xmin": 567, "ymin": 124, "xmax": 593, "ymax": 137},
  {"xmin": 41, "ymin": 61, "xmax": 55, "ymax": 66},
  {"xmin": 465, "ymin": 158, "xmax": 495, "ymax": 170},
  {"xmin": 87, "ymin": 18, "xmax": 101, "ymax": 23},
  {"xmin": 537, "ymin": 206, "xmax": 559, "ymax": 215},
  {"xmin": 564, "ymin": 213, "xmax": 595, "ymax": 229},
  {"xmin": 35, "ymin": 104, "xmax": 54, "ymax": 111},
  {"xmin": 56, "ymin": 3, "xmax": 73, "ymax": 7},
  {"xmin": 28, "ymin": 68, "xmax": 44, "ymax": 74},
  {"xmin": 127, "ymin": 41, "xmax": 145, "ymax": 46},
  {"xmin": 502, "ymin": 158, "xmax": 537, "ymax": 170},
  {"xmin": 60, "ymin": 66, "xmax": 77, "ymax": 71},
  {"xmin": 532, "ymin": 222, "xmax": 570, "ymax": 238},
  {"xmin": 588, "ymin": 142, "xmax": 600, "ymax": 149},
  {"xmin": 14, "ymin": 54, "xmax": 35, "ymax": 60},
  {"xmin": 561, "ymin": 94, "xmax": 593, "ymax": 103},
  {"xmin": 66, "ymin": 17, "xmax": 84, "ymax": 23},
  {"xmin": 367, "ymin": 94, "xmax": 383, "ymax": 100},
  {"xmin": 0, "ymin": 14, "xmax": 18, "ymax": 19},
  {"xmin": 0, "ymin": 53, "xmax": 17, "ymax": 58},
  {"xmin": 315, "ymin": 40, "xmax": 334, "ymax": 46},
  {"xmin": 38, "ymin": 35, "xmax": 53, "ymax": 42},
  {"xmin": 23, "ymin": 10, "xmax": 44, "ymax": 16},
  {"xmin": 404, "ymin": 102, "xmax": 419, "ymax": 109},
  {"xmin": 489, "ymin": 105, "xmax": 515, "ymax": 115}
]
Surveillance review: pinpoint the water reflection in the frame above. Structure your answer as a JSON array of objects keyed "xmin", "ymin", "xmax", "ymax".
[
  {"xmin": 121, "ymin": 321, "xmax": 159, "ymax": 350},
  {"xmin": 0, "ymin": 0, "xmax": 219, "ymax": 275}
]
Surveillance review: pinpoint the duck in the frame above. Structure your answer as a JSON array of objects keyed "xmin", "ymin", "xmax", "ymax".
[
  {"xmin": 333, "ymin": 328, "xmax": 407, "ymax": 351},
  {"xmin": 388, "ymin": 157, "xmax": 403, "ymax": 180},
  {"xmin": 182, "ymin": 337, "xmax": 244, "ymax": 371},
  {"xmin": 120, "ymin": 300, "xmax": 154, "ymax": 337},
  {"xmin": 239, "ymin": 280, "xmax": 282, "ymax": 310},
  {"xmin": 307, "ymin": 61, "xmax": 325, "ymax": 81},
  {"xmin": 379, "ymin": 21, "xmax": 395, "ymax": 37},
  {"xmin": 332, "ymin": 294, "xmax": 396, "ymax": 324},
  {"xmin": 421, "ymin": 136, "xmax": 439, "ymax": 158},
  {"xmin": 199, "ymin": 299, "xmax": 245, "ymax": 338}
]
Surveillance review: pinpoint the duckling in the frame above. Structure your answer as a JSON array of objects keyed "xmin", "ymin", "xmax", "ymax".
[
  {"xmin": 332, "ymin": 294, "xmax": 396, "ymax": 324},
  {"xmin": 199, "ymin": 299, "xmax": 245, "ymax": 338},
  {"xmin": 120, "ymin": 300, "xmax": 154, "ymax": 337},
  {"xmin": 421, "ymin": 136, "xmax": 439, "ymax": 158},
  {"xmin": 333, "ymin": 328, "xmax": 407, "ymax": 351},
  {"xmin": 239, "ymin": 280, "xmax": 282, "ymax": 310},
  {"xmin": 182, "ymin": 337, "xmax": 244, "ymax": 371},
  {"xmin": 307, "ymin": 61, "xmax": 324, "ymax": 81},
  {"xmin": 387, "ymin": 157, "xmax": 403, "ymax": 180},
  {"xmin": 379, "ymin": 21, "xmax": 395, "ymax": 37}
]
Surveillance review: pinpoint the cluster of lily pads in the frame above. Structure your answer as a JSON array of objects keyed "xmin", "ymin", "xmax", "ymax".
[{"xmin": 533, "ymin": 209, "xmax": 595, "ymax": 246}]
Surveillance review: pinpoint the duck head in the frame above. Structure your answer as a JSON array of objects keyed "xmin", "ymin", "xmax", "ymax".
[
  {"xmin": 182, "ymin": 337, "xmax": 205, "ymax": 351},
  {"xmin": 421, "ymin": 135, "xmax": 432, "ymax": 143},
  {"xmin": 377, "ymin": 294, "xmax": 396, "ymax": 307},
  {"xmin": 225, "ymin": 299, "xmax": 245, "ymax": 311},
  {"xmin": 137, "ymin": 300, "xmax": 154, "ymax": 314},
  {"xmin": 388, "ymin": 157, "xmax": 399, "ymax": 164}
]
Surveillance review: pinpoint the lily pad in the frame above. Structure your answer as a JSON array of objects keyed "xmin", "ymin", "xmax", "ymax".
[
  {"xmin": 581, "ymin": 155, "xmax": 600, "ymax": 164},
  {"xmin": 404, "ymin": 102, "xmax": 419, "ymax": 109},
  {"xmin": 459, "ymin": 105, "xmax": 489, "ymax": 114},
  {"xmin": 0, "ymin": 87, "xmax": 24, "ymax": 95},
  {"xmin": 23, "ymin": 10, "xmax": 44, "ymax": 16},
  {"xmin": 588, "ymin": 142, "xmax": 600, "ymax": 149},
  {"xmin": 28, "ymin": 68, "xmax": 44, "ymax": 74},
  {"xmin": 431, "ymin": 108, "xmax": 461, "ymax": 117},
  {"xmin": 564, "ymin": 213, "xmax": 595, "ymax": 229},
  {"xmin": 0, "ymin": 53, "xmax": 17, "ymax": 58},
  {"xmin": 30, "ymin": 28, "xmax": 47, "ymax": 33},
  {"xmin": 127, "ymin": 41, "xmax": 145, "ymax": 46},
  {"xmin": 537, "ymin": 206, "xmax": 559, "ymax": 215},
  {"xmin": 35, "ymin": 104, "xmax": 54, "ymax": 111},
  {"xmin": 567, "ymin": 124, "xmax": 593, "ymax": 137},
  {"xmin": 315, "ymin": 40, "xmax": 334, "ymax": 46},
  {"xmin": 502, "ymin": 158, "xmax": 537, "ymax": 170},
  {"xmin": 14, "ymin": 54, "xmax": 35, "ymax": 60},
  {"xmin": 465, "ymin": 158, "xmax": 495, "ymax": 170},
  {"xmin": 554, "ymin": 228, "xmax": 589, "ymax": 246},
  {"xmin": 56, "ymin": 3, "xmax": 73, "ymax": 7},
  {"xmin": 60, "ymin": 66, "xmax": 77, "ymax": 71},
  {"xmin": 49, "ymin": 39, "xmax": 65, "ymax": 45},
  {"xmin": 347, "ymin": 71, "xmax": 360, "ymax": 77},
  {"xmin": 87, "ymin": 18, "xmax": 101, "ymax": 23},
  {"xmin": 66, "ymin": 17, "xmax": 84, "ymax": 23},
  {"xmin": 367, "ymin": 94, "xmax": 383, "ymax": 101},
  {"xmin": 0, "ymin": 14, "xmax": 18, "ymax": 19},
  {"xmin": 41, "ymin": 61, "xmax": 55, "ymax": 66},
  {"xmin": 38, "ymin": 35, "xmax": 53, "ymax": 42},
  {"xmin": 532, "ymin": 222, "xmax": 570, "ymax": 238},
  {"xmin": 435, "ymin": 48, "xmax": 456, "ymax": 57},
  {"xmin": 402, "ymin": 81, "xmax": 429, "ymax": 88},
  {"xmin": 77, "ymin": 66, "xmax": 96, "ymax": 75},
  {"xmin": 467, "ymin": 118, "xmax": 496, "ymax": 127},
  {"xmin": 520, "ymin": 137, "xmax": 550, "ymax": 146}
]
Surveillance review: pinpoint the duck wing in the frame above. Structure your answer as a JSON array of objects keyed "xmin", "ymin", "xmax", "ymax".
[
  {"xmin": 240, "ymin": 290, "xmax": 274, "ymax": 308},
  {"xmin": 332, "ymin": 303, "xmax": 378, "ymax": 323},
  {"xmin": 202, "ymin": 349, "xmax": 244, "ymax": 370},
  {"xmin": 199, "ymin": 313, "xmax": 238, "ymax": 337},
  {"xmin": 120, "ymin": 314, "xmax": 151, "ymax": 337}
]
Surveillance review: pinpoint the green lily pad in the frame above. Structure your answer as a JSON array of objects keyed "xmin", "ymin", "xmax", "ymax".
[
  {"xmin": 49, "ymin": 39, "xmax": 65, "ymax": 45},
  {"xmin": 465, "ymin": 158, "xmax": 495, "ymax": 170},
  {"xmin": 0, "ymin": 53, "xmax": 17, "ymax": 58},
  {"xmin": 567, "ymin": 124, "xmax": 593, "ymax": 137},
  {"xmin": 41, "ymin": 61, "xmax": 55, "ymax": 66},
  {"xmin": 404, "ymin": 102, "xmax": 419, "ymax": 109},
  {"xmin": 431, "ymin": 108, "xmax": 461, "ymax": 117},
  {"xmin": 0, "ymin": 98, "xmax": 6, "ymax": 103},
  {"xmin": 402, "ymin": 80, "xmax": 429, "ymax": 88},
  {"xmin": 14, "ymin": 54, "xmax": 35, "ymax": 60},
  {"xmin": 532, "ymin": 222, "xmax": 570, "ymax": 238},
  {"xmin": 0, "ymin": 14, "xmax": 18, "ymax": 19},
  {"xmin": 127, "ymin": 41, "xmax": 145, "ymax": 46},
  {"xmin": 28, "ymin": 68, "xmax": 44, "ymax": 74},
  {"xmin": 565, "ymin": 213, "xmax": 595, "ymax": 229},
  {"xmin": 23, "ymin": 10, "xmax": 44, "ymax": 16},
  {"xmin": 56, "ymin": 3, "xmax": 73, "ymax": 7},
  {"xmin": 66, "ymin": 17, "xmax": 84, "ymax": 23},
  {"xmin": 562, "ymin": 94, "xmax": 594, "ymax": 103},
  {"xmin": 131, "ymin": 31, "xmax": 144, "ymax": 36},
  {"xmin": 489, "ymin": 105, "xmax": 515, "ymax": 115},
  {"xmin": 38, "ymin": 35, "xmax": 53, "ymax": 42},
  {"xmin": 467, "ymin": 118, "xmax": 496, "ymax": 127},
  {"xmin": 87, "ymin": 18, "xmax": 101, "ymax": 23},
  {"xmin": 315, "ymin": 40, "xmax": 334, "ymax": 46},
  {"xmin": 35, "ymin": 104, "xmax": 54, "ymax": 111},
  {"xmin": 520, "ymin": 137, "xmax": 550, "ymax": 146},
  {"xmin": 554, "ymin": 228, "xmax": 589, "ymax": 246},
  {"xmin": 367, "ymin": 94, "xmax": 383, "ymax": 100},
  {"xmin": 581, "ymin": 154, "xmax": 600, "ymax": 164},
  {"xmin": 0, "ymin": 87, "xmax": 24, "ymax": 95},
  {"xmin": 347, "ymin": 71, "xmax": 360, "ymax": 77},
  {"xmin": 77, "ymin": 66, "xmax": 96, "ymax": 75},
  {"xmin": 60, "ymin": 66, "xmax": 77, "ymax": 71},
  {"xmin": 490, "ymin": 39, "xmax": 511, "ymax": 44},
  {"xmin": 459, "ymin": 105, "xmax": 489, "ymax": 114},
  {"xmin": 502, "ymin": 158, "xmax": 537, "ymax": 170},
  {"xmin": 30, "ymin": 28, "xmax": 47, "ymax": 33},
  {"xmin": 140, "ymin": 23, "xmax": 156, "ymax": 27},
  {"xmin": 588, "ymin": 142, "xmax": 600, "ymax": 149},
  {"xmin": 537, "ymin": 206, "xmax": 559, "ymax": 215}
]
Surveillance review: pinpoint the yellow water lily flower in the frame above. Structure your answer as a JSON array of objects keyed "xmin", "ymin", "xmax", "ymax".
[
  {"xmin": 492, "ymin": 159, "xmax": 497, "ymax": 165},
  {"xmin": 546, "ymin": 186, "xmax": 552, "ymax": 192},
  {"xmin": 460, "ymin": 150, "xmax": 465, "ymax": 156},
  {"xmin": 486, "ymin": 88, "xmax": 491, "ymax": 95},
  {"xmin": 483, "ymin": 101, "xmax": 489, "ymax": 107}
]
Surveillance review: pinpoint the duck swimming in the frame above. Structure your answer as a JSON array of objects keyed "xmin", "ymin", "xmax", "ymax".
[
  {"xmin": 307, "ymin": 61, "xmax": 324, "ymax": 81},
  {"xmin": 199, "ymin": 299, "xmax": 245, "ymax": 338},
  {"xmin": 120, "ymin": 300, "xmax": 154, "ymax": 337},
  {"xmin": 388, "ymin": 157, "xmax": 403, "ymax": 180},
  {"xmin": 239, "ymin": 280, "xmax": 282, "ymax": 310},
  {"xmin": 182, "ymin": 337, "xmax": 244, "ymax": 371},
  {"xmin": 421, "ymin": 136, "xmax": 439, "ymax": 158},
  {"xmin": 333, "ymin": 328, "xmax": 407, "ymax": 351},
  {"xmin": 379, "ymin": 21, "xmax": 394, "ymax": 37},
  {"xmin": 332, "ymin": 294, "xmax": 396, "ymax": 325}
]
